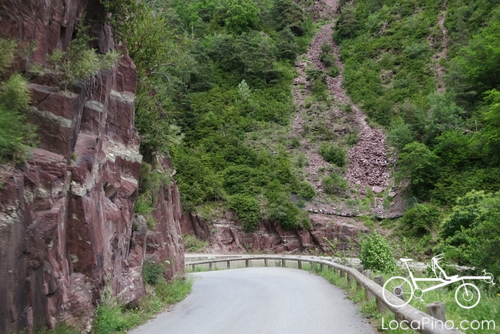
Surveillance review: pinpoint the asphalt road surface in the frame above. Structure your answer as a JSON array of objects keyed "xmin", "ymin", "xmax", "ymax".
[{"xmin": 129, "ymin": 267, "xmax": 374, "ymax": 334}]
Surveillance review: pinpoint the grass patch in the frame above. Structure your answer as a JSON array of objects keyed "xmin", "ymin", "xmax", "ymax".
[
  {"xmin": 183, "ymin": 234, "xmax": 209, "ymax": 253},
  {"xmin": 92, "ymin": 276, "xmax": 192, "ymax": 333}
]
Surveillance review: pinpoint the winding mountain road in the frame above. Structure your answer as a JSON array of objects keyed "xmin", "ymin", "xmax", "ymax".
[{"xmin": 130, "ymin": 267, "xmax": 373, "ymax": 334}]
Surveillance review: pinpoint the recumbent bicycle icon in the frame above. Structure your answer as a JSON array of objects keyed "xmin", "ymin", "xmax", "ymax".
[{"xmin": 382, "ymin": 255, "xmax": 495, "ymax": 309}]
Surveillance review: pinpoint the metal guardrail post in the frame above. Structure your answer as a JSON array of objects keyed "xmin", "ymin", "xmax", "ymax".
[
  {"xmin": 298, "ymin": 260, "xmax": 302, "ymax": 269},
  {"xmin": 227, "ymin": 260, "xmax": 230, "ymax": 269},
  {"xmin": 264, "ymin": 259, "xmax": 268, "ymax": 267},
  {"xmin": 245, "ymin": 259, "xmax": 250, "ymax": 267},
  {"xmin": 282, "ymin": 259, "xmax": 286, "ymax": 267},
  {"xmin": 209, "ymin": 262, "xmax": 213, "ymax": 271}
]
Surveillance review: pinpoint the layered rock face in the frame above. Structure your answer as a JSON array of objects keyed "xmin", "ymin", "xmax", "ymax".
[
  {"xmin": 181, "ymin": 212, "xmax": 368, "ymax": 254},
  {"xmin": 0, "ymin": 1, "xmax": 184, "ymax": 333}
]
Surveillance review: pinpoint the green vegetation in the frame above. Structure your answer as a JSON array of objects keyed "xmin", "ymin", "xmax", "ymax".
[
  {"xmin": 183, "ymin": 234, "xmax": 209, "ymax": 252},
  {"xmin": 359, "ymin": 231, "xmax": 397, "ymax": 273},
  {"xmin": 319, "ymin": 143, "xmax": 347, "ymax": 167},
  {"xmin": 31, "ymin": 26, "xmax": 120, "ymax": 89},
  {"xmin": 106, "ymin": 0, "xmax": 315, "ymax": 231},
  {"xmin": 0, "ymin": 39, "xmax": 36, "ymax": 161},
  {"xmin": 93, "ymin": 276, "xmax": 192, "ymax": 334},
  {"xmin": 321, "ymin": 173, "xmax": 348, "ymax": 195},
  {"xmin": 314, "ymin": 264, "xmax": 500, "ymax": 334},
  {"xmin": 333, "ymin": 0, "xmax": 500, "ymax": 282},
  {"xmin": 142, "ymin": 261, "xmax": 167, "ymax": 286}
]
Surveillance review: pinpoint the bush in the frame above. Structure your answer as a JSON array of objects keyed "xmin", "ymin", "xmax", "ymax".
[
  {"xmin": 322, "ymin": 173, "xmax": 348, "ymax": 195},
  {"xmin": 388, "ymin": 117, "xmax": 415, "ymax": 151},
  {"xmin": 142, "ymin": 261, "xmax": 166, "ymax": 285},
  {"xmin": 183, "ymin": 234, "xmax": 208, "ymax": 252},
  {"xmin": 295, "ymin": 181, "xmax": 316, "ymax": 199},
  {"xmin": 320, "ymin": 143, "xmax": 346, "ymax": 167},
  {"xmin": 266, "ymin": 199, "xmax": 299, "ymax": 230},
  {"xmin": 360, "ymin": 231, "xmax": 397, "ymax": 273},
  {"xmin": 0, "ymin": 40, "xmax": 36, "ymax": 161},
  {"xmin": 228, "ymin": 194, "xmax": 260, "ymax": 232},
  {"xmin": 327, "ymin": 66, "xmax": 340, "ymax": 78},
  {"xmin": 440, "ymin": 191, "xmax": 500, "ymax": 280},
  {"xmin": 320, "ymin": 46, "xmax": 336, "ymax": 67},
  {"xmin": 34, "ymin": 29, "xmax": 120, "ymax": 89},
  {"xmin": 93, "ymin": 277, "xmax": 192, "ymax": 334},
  {"xmin": 307, "ymin": 68, "xmax": 328, "ymax": 99},
  {"xmin": 400, "ymin": 203, "xmax": 441, "ymax": 236}
]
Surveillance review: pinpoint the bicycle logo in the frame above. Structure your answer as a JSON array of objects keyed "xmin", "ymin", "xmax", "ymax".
[{"xmin": 382, "ymin": 255, "xmax": 496, "ymax": 309}]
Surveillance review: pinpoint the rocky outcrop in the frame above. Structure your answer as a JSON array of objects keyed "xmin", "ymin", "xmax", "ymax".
[
  {"xmin": 184, "ymin": 212, "xmax": 368, "ymax": 255},
  {"xmin": 0, "ymin": 1, "xmax": 184, "ymax": 333},
  {"xmin": 146, "ymin": 158, "xmax": 185, "ymax": 280}
]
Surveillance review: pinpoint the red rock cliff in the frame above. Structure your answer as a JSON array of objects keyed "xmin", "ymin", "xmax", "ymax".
[{"xmin": 0, "ymin": 1, "xmax": 184, "ymax": 333}]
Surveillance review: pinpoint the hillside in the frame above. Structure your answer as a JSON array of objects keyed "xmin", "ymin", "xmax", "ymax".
[
  {"xmin": 1, "ymin": 0, "xmax": 500, "ymax": 331},
  {"xmin": 161, "ymin": 0, "xmax": 500, "ymax": 280}
]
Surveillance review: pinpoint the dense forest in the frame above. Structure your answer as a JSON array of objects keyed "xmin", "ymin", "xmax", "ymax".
[{"xmin": 1, "ymin": 0, "xmax": 500, "ymax": 289}]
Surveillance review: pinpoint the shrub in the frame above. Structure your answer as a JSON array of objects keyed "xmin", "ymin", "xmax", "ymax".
[
  {"xmin": 295, "ymin": 181, "xmax": 316, "ymax": 199},
  {"xmin": 320, "ymin": 143, "xmax": 346, "ymax": 167},
  {"xmin": 228, "ymin": 194, "xmax": 260, "ymax": 232},
  {"xmin": 183, "ymin": 234, "xmax": 208, "ymax": 252},
  {"xmin": 322, "ymin": 173, "xmax": 348, "ymax": 195},
  {"xmin": 360, "ymin": 231, "xmax": 397, "ymax": 273},
  {"xmin": 320, "ymin": 47, "xmax": 336, "ymax": 67},
  {"xmin": 400, "ymin": 203, "xmax": 441, "ymax": 236},
  {"xmin": 388, "ymin": 117, "xmax": 415, "ymax": 151},
  {"xmin": 34, "ymin": 28, "xmax": 120, "ymax": 89},
  {"xmin": 142, "ymin": 261, "xmax": 166, "ymax": 285},
  {"xmin": 327, "ymin": 66, "xmax": 340, "ymax": 77},
  {"xmin": 290, "ymin": 136, "xmax": 300, "ymax": 148},
  {"xmin": 0, "ymin": 40, "xmax": 36, "ymax": 161},
  {"xmin": 267, "ymin": 199, "xmax": 299, "ymax": 230}
]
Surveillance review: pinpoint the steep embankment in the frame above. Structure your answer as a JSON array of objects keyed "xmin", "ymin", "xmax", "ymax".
[
  {"xmin": 184, "ymin": 0, "xmax": 403, "ymax": 255},
  {"xmin": 0, "ymin": 1, "xmax": 184, "ymax": 332},
  {"xmin": 292, "ymin": 17, "xmax": 400, "ymax": 218}
]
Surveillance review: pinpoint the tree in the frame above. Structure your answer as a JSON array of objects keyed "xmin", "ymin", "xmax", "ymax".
[
  {"xmin": 220, "ymin": 0, "xmax": 260, "ymax": 34},
  {"xmin": 104, "ymin": 0, "xmax": 190, "ymax": 159},
  {"xmin": 482, "ymin": 89, "xmax": 500, "ymax": 163},
  {"xmin": 387, "ymin": 117, "xmax": 415, "ymax": 151},
  {"xmin": 424, "ymin": 92, "xmax": 465, "ymax": 146},
  {"xmin": 0, "ymin": 39, "xmax": 35, "ymax": 161},
  {"xmin": 441, "ymin": 190, "xmax": 491, "ymax": 239},
  {"xmin": 448, "ymin": 22, "xmax": 500, "ymax": 103},
  {"xmin": 237, "ymin": 31, "xmax": 279, "ymax": 84},
  {"xmin": 334, "ymin": 4, "xmax": 359, "ymax": 42},
  {"xmin": 440, "ymin": 191, "xmax": 500, "ymax": 279},
  {"xmin": 397, "ymin": 142, "xmax": 440, "ymax": 199},
  {"xmin": 271, "ymin": 0, "xmax": 307, "ymax": 36}
]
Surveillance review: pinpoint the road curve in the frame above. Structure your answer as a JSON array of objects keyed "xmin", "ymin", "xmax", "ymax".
[{"xmin": 130, "ymin": 267, "xmax": 374, "ymax": 334}]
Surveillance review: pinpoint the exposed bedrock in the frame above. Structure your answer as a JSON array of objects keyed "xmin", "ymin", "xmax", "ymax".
[
  {"xmin": 181, "ymin": 212, "xmax": 368, "ymax": 255},
  {"xmin": 0, "ymin": 1, "xmax": 184, "ymax": 333}
]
